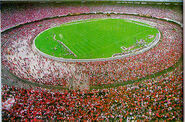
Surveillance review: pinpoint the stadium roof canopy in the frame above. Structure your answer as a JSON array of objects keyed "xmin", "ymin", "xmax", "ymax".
[
  {"xmin": 1, "ymin": 0, "xmax": 183, "ymax": 5},
  {"xmin": 117, "ymin": 0, "xmax": 183, "ymax": 2},
  {"xmin": 81, "ymin": 0, "xmax": 183, "ymax": 2},
  {"xmin": 0, "ymin": 0, "xmax": 183, "ymax": 2}
]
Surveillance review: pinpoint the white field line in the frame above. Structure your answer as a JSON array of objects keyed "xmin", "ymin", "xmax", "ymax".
[
  {"xmin": 56, "ymin": 40, "xmax": 77, "ymax": 57},
  {"xmin": 130, "ymin": 21, "xmax": 153, "ymax": 28},
  {"xmin": 62, "ymin": 18, "xmax": 107, "ymax": 26},
  {"xmin": 53, "ymin": 34, "xmax": 56, "ymax": 40}
]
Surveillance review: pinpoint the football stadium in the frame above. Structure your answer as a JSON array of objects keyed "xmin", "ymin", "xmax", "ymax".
[{"xmin": 1, "ymin": 0, "xmax": 183, "ymax": 121}]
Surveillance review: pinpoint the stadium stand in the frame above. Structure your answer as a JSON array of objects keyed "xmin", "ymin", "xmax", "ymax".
[{"xmin": 1, "ymin": 1, "xmax": 183, "ymax": 121}]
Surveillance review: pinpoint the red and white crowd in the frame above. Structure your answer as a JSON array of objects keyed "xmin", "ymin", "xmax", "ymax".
[
  {"xmin": 1, "ymin": 3, "xmax": 183, "ymax": 121},
  {"xmin": 2, "ymin": 64, "xmax": 183, "ymax": 121},
  {"xmin": 1, "ymin": 3, "xmax": 182, "ymax": 31},
  {"xmin": 1, "ymin": 4, "xmax": 90, "ymax": 31}
]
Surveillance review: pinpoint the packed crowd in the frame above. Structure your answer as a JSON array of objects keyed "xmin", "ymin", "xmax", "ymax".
[
  {"xmin": 2, "ymin": 64, "xmax": 183, "ymax": 121},
  {"xmin": 89, "ymin": 4, "xmax": 182, "ymax": 22},
  {"xmin": 1, "ymin": 14, "xmax": 182, "ymax": 88},
  {"xmin": 1, "ymin": 3, "xmax": 182, "ymax": 31},
  {"xmin": 1, "ymin": 3, "xmax": 183, "ymax": 121},
  {"xmin": 1, "ymin": 4, "xmax": 90, "ymax": 31}
]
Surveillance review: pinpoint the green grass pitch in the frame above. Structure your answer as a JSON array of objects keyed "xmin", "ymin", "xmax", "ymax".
[{"xmin": 35, "ymin": 18, "xmax": 158, "ymax": 59}]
